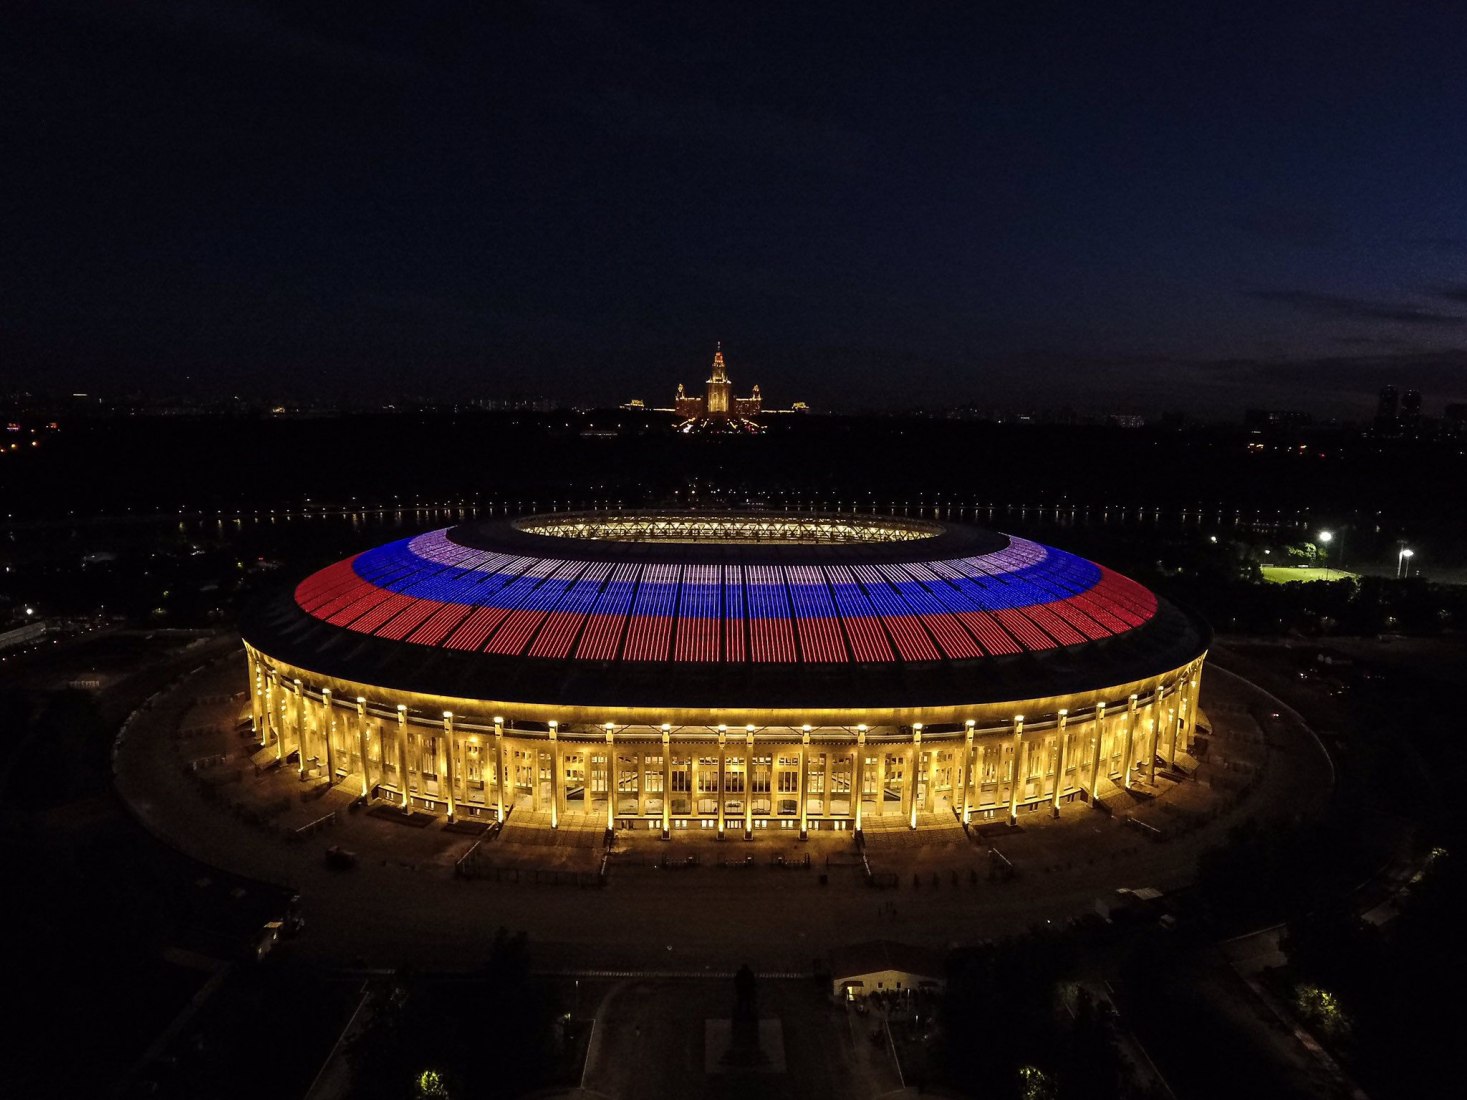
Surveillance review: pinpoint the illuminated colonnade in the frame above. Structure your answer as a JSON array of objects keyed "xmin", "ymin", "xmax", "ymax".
[{"xmin": 246, "ymin": 644, "xmax": 1206, "ymax": 836}]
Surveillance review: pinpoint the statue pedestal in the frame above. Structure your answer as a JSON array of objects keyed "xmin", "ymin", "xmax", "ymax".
[{"xmin": 703, "ymin": 1018, "xmax": 785, "ymax": 1074}]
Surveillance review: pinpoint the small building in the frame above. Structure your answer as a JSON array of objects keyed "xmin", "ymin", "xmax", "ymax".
[
  {"xmin": 829, "ymin": 940, "xmax": 945, "ymax": 999},
  {"xmin": 1094, "ymin": 886, "xmax": 1165, "ymax": 922}
]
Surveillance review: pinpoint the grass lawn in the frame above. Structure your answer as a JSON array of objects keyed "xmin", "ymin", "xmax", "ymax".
[{"xmin": 1261, "ymin": 565, "xmax": 1359, "ymax": 584}]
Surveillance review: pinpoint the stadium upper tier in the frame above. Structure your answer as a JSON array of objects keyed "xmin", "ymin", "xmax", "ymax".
[{"xmin": 243, "ymin": 513, "xmax": 1208, "ymax": 710}]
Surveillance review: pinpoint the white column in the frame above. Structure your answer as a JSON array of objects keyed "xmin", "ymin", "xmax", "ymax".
[
  {"xmin": 799, "ymin": 725, "xmax": 811, "ymax": 839},
  {"xmin": 356, "ymin": 697, "xmax": 371, "ymax": 798},
  {"xmin": 926, "ymin": 739, "xmax": 940, "ymax": 813},
  {"xmin": 493, "ymin": 717, "xmax": 506, "ymax": 822},
  {"xmin": 661, "ymin": 724, "xmax": 672, "ymax": 838},
  {"xmin": 1051, "ymin": 710, "xmax": 1069, "ymax": 817},
  {"xmin": 1123, "ymin": 694, "xmax": 1139, "ymax": 790},
  {"xmin": 321, "ymin": 688, "xmax": 337, "ymax": 782},
  {"xmin": 605, "ymin": 725, "xmax": 616, "ymax": 832},
  {"xmin": 1147, "ymin": 692, "xmax": 1161, "ymax": 786},
  {"xmin": 294, "ymin": 680, "xmax": 307, "ymax": 778},
  {"xmin": 1191, "ymin": 662, "xmax": 1206, "ymax": 747},
  {"xmin": 396, "ymin": 705, "xmax": 411, "ymax": 808},
  {"xmin": 960, "ymin": 719, "xmax": 975, "ymax": 824},
  {"xmin": 1178, "ymin": 673, "xmax": 1193, "ymax": 757},
  {"xmin": 1007, "ymin": 716, "xmax": 1025, "ymax": 825},
  {"xmin": 1087, "ymin": 702, "xmax": 1106, "ymax": 806},
  {"xmin": 548, "ymin": 720, "xmax": 561, "ymax": 829},
  {"xmin": 264, "ymin": 668, "xmax": 278, "ymax": 754},
  {"xmin": 908, "ymin": 724, "xmax": 922, "ymax": 829},
  {"xmin": 744, "ymin": 725, "xmax": 755, "ymax": 839},
  {"xmin": 442, "ymin": 711, "xmax": 459, "ymax": 821},
  {"xmin": 264, "ymin": 669, "xmax": 281, "ymax": 759},
  {"xmin": 854, "ymin": 725, "xmax": 867, "ymax": 833},
  {"xmin": 716, "ymin": 725, "xmax": 727, "ymax": 838},
  {"xmin": 1167, "ymin": 685, "xmax": 1181, "ymax": 770},
  {"xmin": 248, "ymin": 652, "xmax": 265, "ymax": 745}
]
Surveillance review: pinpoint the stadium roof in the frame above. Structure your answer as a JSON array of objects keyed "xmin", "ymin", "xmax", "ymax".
[{"xmin": 242, "ymin": 513, "xmax": 1209, "ymax": 711}]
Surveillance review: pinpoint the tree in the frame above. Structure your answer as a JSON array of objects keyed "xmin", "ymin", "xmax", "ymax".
[
  {"xmin": 1284, "ymin": 541, "xmax": 1318, "ymax": 566},
  {"xmin": 347, "ymin": 929, "xmax": 562, "ymax": 1099}
]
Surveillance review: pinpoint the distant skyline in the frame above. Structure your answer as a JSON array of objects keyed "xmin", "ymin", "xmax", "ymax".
[
  {"xmin": 8, "ymin": 343, "xmax": 1467, "ymax": 425},
  {"xmin": 6, "ymin": 2, "xmax": 1467, "ymax": 418}
]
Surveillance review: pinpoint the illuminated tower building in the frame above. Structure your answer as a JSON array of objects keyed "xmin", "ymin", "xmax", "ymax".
[
  {"xmin": 673, "ymin": 344, "xmax": 764, "ymax": 432},
  {"xmin": 705, "ymin": 343, "xmax": 732, "ymax": 415}
]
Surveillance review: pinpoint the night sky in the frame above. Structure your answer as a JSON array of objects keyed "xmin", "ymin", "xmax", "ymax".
[{"xmin": 5, "ymin": 1, "xmax": 1467, "ymax": 417}]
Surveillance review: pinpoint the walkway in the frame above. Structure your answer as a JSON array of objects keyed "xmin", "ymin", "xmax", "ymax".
[{"xmin": 113, "ymin": 646, "xmax": 1332, "ymax": 974}]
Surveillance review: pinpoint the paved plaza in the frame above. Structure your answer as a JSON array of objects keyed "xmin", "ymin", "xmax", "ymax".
[
  {"xmin": 112, "ymin": 641, "xmax": 1330, "ymax": 973},
  {"xmin": 577, "ymin": 977, "xmax": 879, "ymax": 1100}
]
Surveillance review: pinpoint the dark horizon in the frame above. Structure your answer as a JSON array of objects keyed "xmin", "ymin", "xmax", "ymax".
[
  {"xmin": 6, "ymin": 3, "xmax": 1467, "ymax": 418},
  {"xmin": 10, "ymin": 341, "xmax": 1467, "ymax": 423}
]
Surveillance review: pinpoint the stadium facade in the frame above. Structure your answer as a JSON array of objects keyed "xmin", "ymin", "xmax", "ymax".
[{"xmin": 241, "ymin": 512, "xmax": 1209, "ymax": 837}]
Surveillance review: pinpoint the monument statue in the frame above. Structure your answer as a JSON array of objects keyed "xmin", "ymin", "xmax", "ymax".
[
  {"xmin": 733, "ymin": 963, "xmax": 758, "ymax": 1021},
  {"xmin": 720, "ymin": 962, "xmax": 769, "ymax": 1067}
]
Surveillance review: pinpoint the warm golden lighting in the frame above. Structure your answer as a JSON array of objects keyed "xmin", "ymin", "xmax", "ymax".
[
  {"xmin": 515, "ymin": 511, "xmax": 939, "ymax": 545},
  {"xmin": 242, "ymin": 497, "xmax": 1208, "ymax": 836}
]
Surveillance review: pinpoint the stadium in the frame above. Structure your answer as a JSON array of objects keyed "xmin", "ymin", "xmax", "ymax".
[{"xmin": 240, "ymin": 512, "xmax": 1209, "ymax": 838}]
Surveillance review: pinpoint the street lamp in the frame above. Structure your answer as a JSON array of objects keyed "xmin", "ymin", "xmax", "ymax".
[
  {"xmin": 1318, "ymin": 530, "xmax": 1333, "ymax": 579},
  {"xmin": 1397, "ymin": 547, "xmax": 1415, "ymax": 580}
]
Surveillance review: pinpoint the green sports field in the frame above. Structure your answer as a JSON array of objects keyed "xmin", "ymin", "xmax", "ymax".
[{"xmin": 1260, "ymin": 565, "xmax": 1359, "ymax": 584}]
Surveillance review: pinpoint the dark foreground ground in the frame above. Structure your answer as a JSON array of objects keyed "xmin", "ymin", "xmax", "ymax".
[{"xmin": 7, "ymin": 627, "xmax": 1460, "ymax": 1096}]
